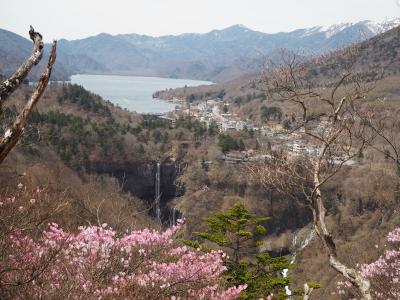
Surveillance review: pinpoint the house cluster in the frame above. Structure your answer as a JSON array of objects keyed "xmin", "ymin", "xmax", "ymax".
[
  {"xmin": 220, "ymin": 151, "xmax": 273, "ymax": 164},
  {"xmin": 285, "ymin": 140, "xmax": 318, "ymax": 158},
  {"xmin": 173, "ymin": 99, "xmax": 260, "ymax": 133},
  {"xmin": 161, "ymin": 97, "xmax": 329, "ymax": 160}
]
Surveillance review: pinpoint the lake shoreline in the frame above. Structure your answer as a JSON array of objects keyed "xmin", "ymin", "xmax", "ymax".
[{"xmin": 70, "ymin": 74, "xmax": 212, "ymax": 114}]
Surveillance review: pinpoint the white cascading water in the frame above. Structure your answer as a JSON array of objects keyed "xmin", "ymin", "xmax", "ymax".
[
  {"xmin": 282, "ymin": 229, "xmax": 316, "ymax": 299},
  {"xmin": 171, "ymin": 206, "xmax": 177, "ymax": 226},
  {"xmin": 155, "ymin": 162, "xmax": 161, "ymax": 222}
]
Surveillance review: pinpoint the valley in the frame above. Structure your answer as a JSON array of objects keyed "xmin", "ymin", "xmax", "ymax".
[{"xmin": 0, "ymin": 8, "xmax": 399, "ymax": 300}]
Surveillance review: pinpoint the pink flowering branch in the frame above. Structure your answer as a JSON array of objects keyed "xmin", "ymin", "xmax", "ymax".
[
  {"xmin": 0, "ymin": 191, "xmax": 245, "ymax": 299},
  {"xmin": 337, "ymin": 227, "xmax": 400, "ymax": 299}
]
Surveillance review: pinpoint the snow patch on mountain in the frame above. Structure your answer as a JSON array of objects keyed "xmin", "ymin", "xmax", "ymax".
[
  {"xmin": 319, "ymin": 23, "xmax": 351, "ymax": 38},
  {"xmin": 303, "ymin": 18, "xmax": 400, "ymax": 39},
  {"xmin": 364, "ymin": 18, "xmax": 400, "ymax": 35},
  {"xmin": 301, "ymin": 26, "xmax": 321, "ymax": 37}
]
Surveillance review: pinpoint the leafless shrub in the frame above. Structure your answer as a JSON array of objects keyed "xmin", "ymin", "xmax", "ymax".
[{"xmin": 252, "ymin": 47, "xmax": 387, "ymax": 299}]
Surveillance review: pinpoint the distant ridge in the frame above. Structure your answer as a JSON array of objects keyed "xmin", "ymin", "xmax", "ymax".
[
  {"xmin": 153, "ymin": 24, "xmax": 400, "ymax": 107},
  {"xmin": 0, "ymin": 19, "xmax": 399, "ymax": 82}
]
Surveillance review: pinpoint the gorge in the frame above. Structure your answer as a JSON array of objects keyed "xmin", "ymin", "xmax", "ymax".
[{"xmin": 0, "ymin": 9, "xmax": 400, "ymax": 298}]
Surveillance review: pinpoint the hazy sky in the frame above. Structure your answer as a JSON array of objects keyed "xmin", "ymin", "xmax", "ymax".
[{"xmin": 0, "ymin": 0, "xmax": 399, "ymax": 41}]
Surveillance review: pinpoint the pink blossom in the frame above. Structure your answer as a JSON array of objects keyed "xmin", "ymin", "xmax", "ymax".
[
  {"xmin": 3, "ymin": 218, "xmax": 244, "ymax": 299},
  {"xmin": 339, "ymin": 227, "xmax": 400, "ymax": 299}
]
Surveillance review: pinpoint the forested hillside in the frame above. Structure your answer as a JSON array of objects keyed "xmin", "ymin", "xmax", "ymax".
[
  {"xmin": 0, "ymin": 14, "xmax": 399, "ymax": 300},
  {"xmin": 152, "ymin": 25, "xmax": 400, "ymax": 299}
]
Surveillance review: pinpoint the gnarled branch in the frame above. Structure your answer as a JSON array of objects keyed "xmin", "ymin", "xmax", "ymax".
[
  {"xmin": 0, "ymin": 26, "xmax": 44, "ymax": 107},
  {"xmin": 258, "ymin": 51, "xmax": 374, "ymax": 299},
  {"xmin": 0, "ymin": 36, "xmax": 57, "ymax": 164}
]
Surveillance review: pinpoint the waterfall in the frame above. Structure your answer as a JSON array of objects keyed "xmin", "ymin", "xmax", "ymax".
[
  {"xmin": 282, "ymin": 229, "xmax": 315, "ymax": 299},
  {"xmin": 171, "ymin": 206, "xmax": 177, "ymax": 226},
  {"xmin": 155, "ymin": 161, "xmax": 161, "ymax": 222}
]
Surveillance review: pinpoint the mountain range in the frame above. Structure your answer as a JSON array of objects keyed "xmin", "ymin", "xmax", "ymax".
[
  {"xmin": 154, "ymin": 23, "xmax": 400, "ymax": 111},
  {"xmin": 0, "ymin": 19, "xmax": 399, "ymax": 82}
]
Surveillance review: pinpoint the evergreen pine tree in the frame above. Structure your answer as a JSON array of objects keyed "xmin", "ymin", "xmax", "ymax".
[{"xmin": 187, "ymin": 203, "xmax": 289, "ymax": 299}]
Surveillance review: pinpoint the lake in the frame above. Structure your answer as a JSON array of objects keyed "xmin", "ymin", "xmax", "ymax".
[{"xmin": 70, "ymin": 74, "xmax": 213, "ymax": 114}]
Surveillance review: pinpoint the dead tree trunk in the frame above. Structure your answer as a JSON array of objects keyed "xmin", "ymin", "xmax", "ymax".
[
  {"xmin": 0, "ymin": 26, "xmax": 44, "ymax": 107},
  {"xmin": 0, "ymin": 27, "xmax": 57, "ymax": 164}
]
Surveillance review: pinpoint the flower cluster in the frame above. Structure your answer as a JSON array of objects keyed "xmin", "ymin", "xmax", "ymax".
[
  {"xmin": 0, "ymin": 185, "xmax": 245, "ymax": 299},
  {"xmin": 337, "ymin": 227, "xmax": 400, "ymax": 300},
  {"xmin": 359, "ymin": 227, "xmax": 400, "ymax": 299}
]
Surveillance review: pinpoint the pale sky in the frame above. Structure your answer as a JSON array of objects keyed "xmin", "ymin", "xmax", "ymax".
[{"xmin": 0, "ymin": 0, "xmax": 399, "ymax": 41}]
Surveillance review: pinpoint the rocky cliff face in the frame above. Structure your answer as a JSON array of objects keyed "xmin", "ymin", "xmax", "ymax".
[{"xmin": 86, "ymin": 159, "xmax": 182, "ymax": 223}]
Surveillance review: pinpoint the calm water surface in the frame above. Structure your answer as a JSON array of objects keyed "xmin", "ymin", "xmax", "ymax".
[{"xmin": 70, "ymin": 74, "xmax": 213, "ymax": 114}]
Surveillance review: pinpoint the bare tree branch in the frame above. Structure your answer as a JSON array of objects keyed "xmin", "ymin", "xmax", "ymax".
[
  {"xmin": 255, "ymin": 50, "xmax": 376, "ymax": 299},
  {"xmin": 0, "ymin": 26, "xmax": 44, "ymax": 107},
  {"xmin": 0, "ymin": 39, "xmax": 57, "ymax": 163}
]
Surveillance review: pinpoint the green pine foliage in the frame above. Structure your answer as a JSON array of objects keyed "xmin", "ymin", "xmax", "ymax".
[
  {"xmin": 193, "ymin": 203, "xmax": 290, "ymax": 299},
  {"xmin": 59, "ymin": 84, "xmax": 112, "ymax": 117},
  {"xmin": 260, "ymin": 106, "xmax": 283, "ymax": 122},
  {"xmin": 218, "ymin": 134, "xmax": 241, "ymax": 153}
]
